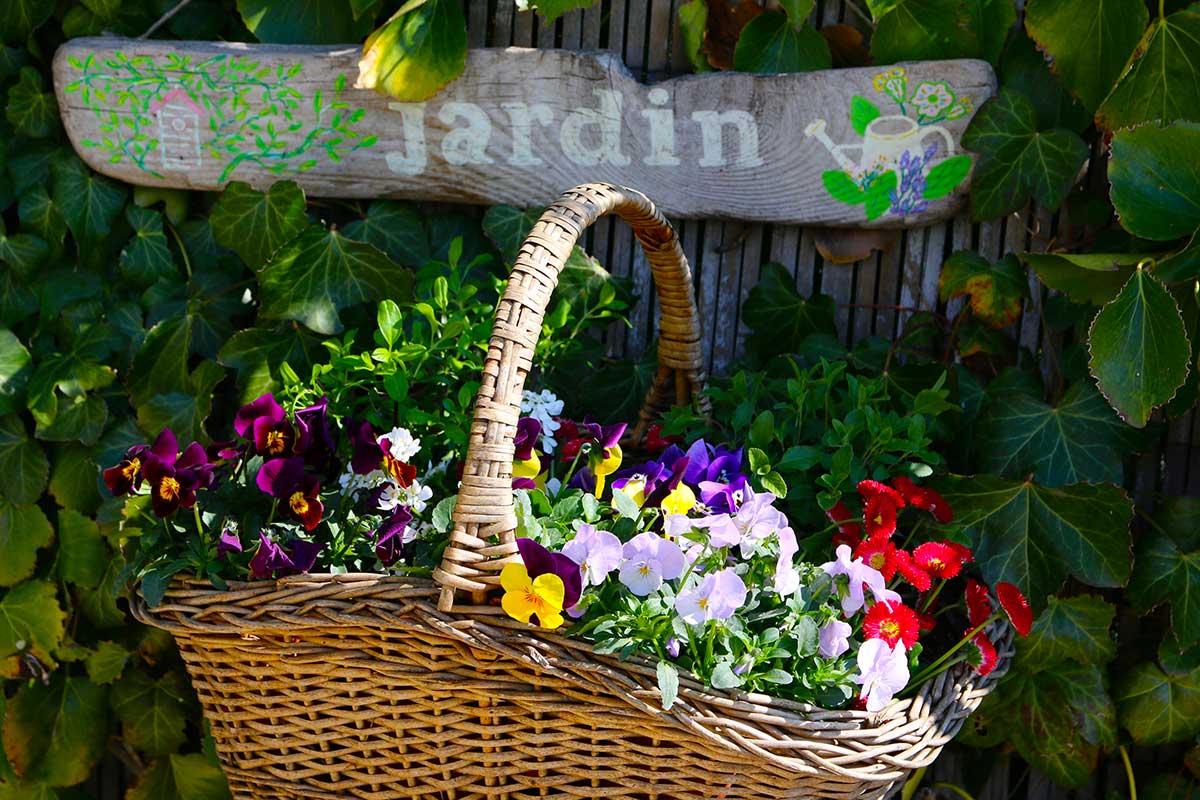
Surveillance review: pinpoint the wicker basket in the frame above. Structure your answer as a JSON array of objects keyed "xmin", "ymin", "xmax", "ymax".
[{"xmin": 134, "ymin": 183, "xmax": 1013, "ymax": 800}]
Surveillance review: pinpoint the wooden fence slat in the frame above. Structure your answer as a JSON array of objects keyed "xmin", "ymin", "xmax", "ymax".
[{"xmin": 698, "ymin": 221, "xmax": 726, "ymax": 372}]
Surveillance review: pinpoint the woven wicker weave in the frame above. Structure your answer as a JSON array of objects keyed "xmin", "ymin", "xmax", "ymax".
[{"xmin": 135, "ymin": 183, "xmax": 1011, "ymax": 799}]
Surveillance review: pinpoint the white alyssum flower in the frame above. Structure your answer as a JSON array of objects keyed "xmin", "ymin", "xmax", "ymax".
[
  {"xmin": 383, "ymin": 426, "xmax": 421, "ymax": 462},
  {"xmin": 338, "ymin": 467, "xmax": 388, "ymax": 498},
  {"xmin": 520, "ymin": 389, "xmax": 564, "ymax": 452},
  {"xmin": 395, "ymin": 479, "xmax": 434, "ymax": 513}
]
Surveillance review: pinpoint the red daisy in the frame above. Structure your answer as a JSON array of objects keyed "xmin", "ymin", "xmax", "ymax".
[
  {"xmin": 965, "ymin": 629, "xmax": 999, "ymax": 676},
  {"xmin": 859, "ymin": 479, "xmax": 905, "ymax": 539},
  {"xmin": 892, "ymin": 476, "xmax": 954, "ymax": 524},
  {"xmin": 854, "ymin": 536, "xmax": 899, "ymax": 581},
  {"xmin": 947, "ymin": 541, "xmax": 974, "ymax": 565},
  {"xmin": 863, "ymin": 601, "xmax": 920, "ymax": 649},
  {"xmin": 894, "ymin": 549, "xmax": 932, "ymax": 591},
  {"xmin": 997, "ymin": 582, "xmax": 1032, "ymax": 637},
  {"xmin": 912, "ymin": 541, "xmax": 964, "ymax": 579},
  {"xmin": 917, "ymin": 610, "xmax": 937, "ymax": 633},
  {"xmin": 826, "ymin": 501, "xmax": 862, "ymax": 549},
  {"xmin": 965, "ymin": 579, "xmax": 992, "ymax": 628}
]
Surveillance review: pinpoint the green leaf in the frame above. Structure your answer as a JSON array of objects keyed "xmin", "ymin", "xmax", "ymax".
[
  {"xmin": 939, "ymin": 251, "xmax": 1029, "ymax": 328},
  {"xmin": 1022, "ymin": 252, "xmax": 1140, "ymax": 305},
  {"xmin": 1025, "ymin": 0, "xmax": 1148, "ymax": 111},
  {"xmin": 850, "ymin": 96, "xmax": 880, "ymax": 137},
  {"xmin": 1096, "ymin": 10, "xmax": 1200, "ymax": 132},
  {"xmin": 209, "ymin": 181, "xmax": 308, "ymax": 268},
  {"xmin": 1127, "ymin": 525, "xmax": 1200, "ymax": 646},
  {"xmin": 55, "ymin": 509, "xmax": 104, "ymax": 589},
  {"xmin": 129, "ymin": 313, "xmax": 195, "ymax": 407},
  {"xmin": 3, "ymin": 674, "xmax": 107, "ymax": 787},
  {"xmin": 50, "ymin": 155, "xmax": 127, "ymax": 246},
  {"xmin": 217, "ymin": 324, "xmax": 322, "ymax": 403},
  {"xmin": 1088, "ymin": 266, "xmax": 1191, "ymax": 427},
  {"xmin": 0, "ymin": 501, "xmax": 52, "ymax": 588},
  {"xmin": 677, "ymin": 0, "xmax": 712, "ymax": 73},
  {"xmin": 355, "ymin": 0, "xmax": 467, "ymax": 101},
  {"xmin": 0, "ymin": 329, "xmax": 30, "ymax": 416},
  {"xmin": 871, "ymin": 0, "xmax": 965, "ymax": 63},
  {"xmin": 1117, "ymin": 662, "xmax": 1200, "ymax": 745},
  {"xmin": 733, "ymin": 12, "xmax": 831, "ymax": 73},
  {"xmin": 482, "ymin": 205, "xmax": 543, "ymax": 265},
  {"xmin": 963, "ymin": 89, "xmax": 1088, "ymax": 220},
  {"xmin": 1000, "ymin": 30, "xmax": 1092, "ymax": 133},
  {"xmin": 922, "ymin": 155, "xmax": 972, "ymax": 201},
  {"xmin": 822, "ymin": 171, "xmax": 866, "ymax": 205},
  {"xmin": 741, "ymin": 263, "xmax": 837, "ymax": 361},
  {"xmin": 127, "ymin": 753, "xmax": 232, "ymax": 800},
  {"xmin": 17, "ymin": 185, "xmax": 66, "ymax": 254},
  {"xmin": 342, "ymin": 200, "xmax": 430, "ymax": 267},
  {"xmin": 258, "ymin": 227, "xmax": 413, "ymax": 335},
  {"xmin": 974, "ymin": 381, "xmax": 1138, "ymax": 487},
  {"xmin": 0, "ymin": 0, "xmax": 53, "ymax": 45},
  {"xmin": 938, "ymin": 475, "xmax": 1133, "ymax": 609},
  {"xmin": 1109, "ymin": 122, "xmax": 1200, "ymax": 242},
  {"xmin": 35, "ymin": 394, "xmax": 107, "ymax": 445},
  {"xmin": 0, "ymin": 582, "xmax": 63, "ymax": 679},
  {"xmin": 84, "ymin": 641, "xmax": 131, "ymax": 685},
  {"xmin": 78, "ymin": 553, "xmax": 128, "ymax": 630},
  {"xmin": 656, "ymin": 660, "xmax": 679, "ymax": 710},
  {"xmin": 1017, "ymin": 595, "xmax": 1117, "ymax": 671},
  {"xmin": 4, "ymin": 67, "xmax": 56, "ymax": 139},
  {"xmin": 237, "ymin": 0, "xmax": 375, "ymax": 43},
  {"xmin": 515, "ymin": 0, "xmax": 597, "ymax": 23},
  {"xmin": 120, "ymin": 206, "xmax": 177, "ymax": 286},
  {"xmin": 111, "ymin": 669, "xmax": 190, "ymax": 756},
  {"xmin": 0, "ymin": 415, "xmax": 47, "ymax": 504},
  {"xmin": 136, "ymin": 363, "xmax": 224, "ymax": 444}
]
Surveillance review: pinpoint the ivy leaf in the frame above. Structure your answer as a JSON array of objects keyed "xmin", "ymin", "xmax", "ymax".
[
  {"xmin": 50, "ymin": 155, "xmax": 127, "ymax": 246},
  {"xmin": 0, "ymin": 580, "xmax": 65, "ymax": 678},
  {"xmin": 1018, "ymin": 595, "xmax": 1117, "ymax": 671},
  {"xmin": 733, "ymin": 11, "xmax": 831, "ymax": 72},
  {"xmin": 129, "ymin": 313, "xmax": 194, "ymax": 407},
  {"xmin": 342, "ymin": 201, "xmax": 430, "ymax": 267},
  {"xmin": 1127, "ymin": 524, "xmax": 1200, "ymax": 646},
  {"xmin": 1089, "ymin": 266, "xmax": 1191, "ymax": 428},
  {"xmin": 77, "ymin": 553, "xmax": 128, "ymax": 630},
  {"xmin": 0, "ymin": 0, "xmax": 54, "ymax": 45},
  {"xmin": 741, "ymin": 263, "xmax": 837, "ymax": 362},
  {"xmin": 1005, "ymin": 663, "xmax": 1116, "ymax": 788},
  {"xmin": 1000, "ymin": 30, "xmax": 1091, "ymax": 133},
  {"xmin": 218, "ymin": 324, "xmax": 323, "ymax": 403},
  {"xmin": 3, "ymin": 673, "xmax": 107, "ymax": 787},
  {"xmin": 957, "ymin": 0, "xmax": 1018, "ymax": 65},
  {"xmin": 1117, "ymin": 662, "xmax": 1200, "ymax": 745},
  {"xmin": 481, "ymin": 205, "xmax": 543, "ymax": 265},
  {"xmin": 0, "ymin": 329, "xmax": 30, "ymax": 416},
  {"xmin": 1025, "ymin": 0, "xmax": 1148, "ymax": 111},
  {"xmin": 938, "ymin": 251, "xmax": 1029, "ymax": 328},
  {"xmin": 19, "ymin": 184, "xmax": 68, "ymax": 253},
  {"xmin": 0, "ymin": 223, "xmax": 49, "ymax": 278},
  {"xmin": 677, "ymin": 0, "xmax": 712, "ymax": 73},
  {"xmin": 355, "ymin": 0, "xmax": 468, "ymax": 102},
  {"xmin": 35, "ymin": 394, "xmax": 107, "ymax": 445},
  {"xmin": 0, "ymin": 500, "xmax": 52, "ymax": 588},
  {"xmin": 870, "ymin": 0, "xmax": 964, "ymax": 63},
  {"xmin": 963, "ymin": 89, "xmax": 1088, "ymax": 221},
  {"xmin": 0, "ymin": 415, "xmax": 47, "ymax": 504},
  {"xmin": 1109, "ymin": 122, "xmax": 1200, "ymax": 242},
  {"xmin": 237, "ymin": 0, "xmax": 375, "ymax": 43},
  {"xmin": 48, "ymin": 445, "xmax": 102, "ymax": 515},
  {"xmin": 938, "ymin": 475, "xmax": 1133, "ymax": 609},
  {"xmin": 209, "ymin": 181, "xmax": 308, "ymax": 269},
  {"xmin": 1022, "ymin": 252, "xmax": 1140, "ymax": 306},
  {"xmin": 4, "ymin": 68, "xmax": 56, "ymax": 139},
  {"xmin": 258, "ymin": 227, "xmax": 413, "ymax": 335},
  {"xmin": 127, "ymin": 753, "xmax": 231, "ymax": 800},
  {"xmin": 84, "ymin": 641, "xmax": 130, "ymax": 685},
  {"xmin": 1096, "ymin": 10, "xmax": 1200, "ymax": 131},
  {"xmin": 135, "ymin": 361, "xmax": 224, "ymax": 444},
  {"xmin": 119, "ymin": 206, "xmax": 177, "ymax": 286},
  {"xmin": 111, "ymin": 669, "xmax": 190, "ymax": 756},
  {"xmin": 55, "ymin": 509, "xmax": 104, "ymax": 589},
  {"xmin": 974, "ymin": 381, "xmax": 1137, "ymax": 487}
]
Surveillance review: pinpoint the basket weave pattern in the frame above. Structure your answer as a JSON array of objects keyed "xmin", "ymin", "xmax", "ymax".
[{"xmin": 136, "ymin": 184, "xmax": 1011, "ymax": 799}]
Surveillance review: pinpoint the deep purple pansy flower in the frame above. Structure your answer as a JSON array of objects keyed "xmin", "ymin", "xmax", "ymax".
[
  {"xmin": 516, "ymin": 537, "xmax": 582, "ymax": 609},
  {"xmin": 216, "ymin": 529, "xmax": 243, "ymax": 559},
  {"xmin": 256, "ymin": 456, "xmax": 324, "ymax": 530},
  {"xmin": 249, "ymin": 532, "xmax": 292, "ymax": 579},
  {"xmin": 142, "ymin": 440, "xmax": 211, "ymax": 518},
  {"xmin": 235, "ymin": 393, "xmax": 285, "ymax": 439},
  {"xmin": 372, "ymin": 506, "xmax": 414, "ymax": 566},
  {"xmin": 294, "ymin": 397, "xmax": 335, "ymax": 464},
  {"xmin": 288, "ymin": 539, "xmax": 323, "ymax": 573},
  {"xmin": 514, "ymin": 417, "xmax": 541, "ymax": 462},
  {"xmin": 347, "ymin": 419, "xmax": 382, "ymax": 475},
  {"xmin": 103, "ymin": 428, "xmax": 179, "ymax": 497}
]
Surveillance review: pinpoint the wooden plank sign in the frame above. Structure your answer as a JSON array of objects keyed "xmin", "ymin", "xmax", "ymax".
[{"xmin": 53, "ymin": 38, "xmax": 995, "ymax": 227}]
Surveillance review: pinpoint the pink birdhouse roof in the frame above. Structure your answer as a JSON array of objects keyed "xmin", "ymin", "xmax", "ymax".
[{"xmin": 148, "ymin": 88, "xmax": 206, "ymax": 117}]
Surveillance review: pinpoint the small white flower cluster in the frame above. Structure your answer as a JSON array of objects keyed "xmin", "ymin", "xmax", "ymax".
[
  {"xmin": 384, "ymin": 426, "xmax": 421, "ymax": 462},
  {"xmin": 520, "ymin": 389, "xmax": 563, "ymax": 453},
  {"xmin": 338, "ymin": 468, "xmax": 388, "ymax": 498},
  {"xmin": 377, "ymin": 479, "xmax": 434, "ymax": 514}
]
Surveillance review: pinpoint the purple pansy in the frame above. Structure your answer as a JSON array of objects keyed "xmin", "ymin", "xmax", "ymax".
[
  {"xmin": 516, "ymin": 537, "xmax": 582, "ymax": 608},
  {"xmin": 216, "ymin": 529, "xmax": 243, "ymax": 559},
  {"xmin": 288, "ymin": 539, "xmax": 324, "ymax": 573},
  {"xmin": 819, "ymin": 619, "xmax": 852, "ymax": 659},
  {"xmin": 674, "ymin": 567, "xmax": 747, "ymax": 624},
  {"xmin": 256, "ymin": 456, "xmax": 324, "ymax": 530},
  {"xmin": 618, "ymin": 532, "xmax": 686, "ymax": 596},
  {"xmin": 514, "ymin": 417, "xmax": 542, "ymax": 462},
  {"xmin": 821, "ymin": 544, "xmax": 901, "ymax": 615},
  {"xmin": 249, "ymin": 532, "xmax": 293, "ymax": 579},
  {"xmin": 579, "ymin": 418, "xmax": 626, "ymax": 457},
  {"xmin": 234, "ymin": 393, "xmax": 285, "ymax": 439},
  {"xmin": 372, "ymin": 506, "xmax": 414, "ymax": 566},
  {"xmin": 294, "ymin": 397, "xmax": 334, "ymax": 463},
  {"xmin": 562, "ymin": 523, "xmax": 623, "ymax": 587},
  {"xmin": 855, "ymin": 638, "xmax": 909, "ymax": 712},
  {"xmin": 142, "ymin": 441, "xmax": 211, "ymax": 518},
  {"xmin": 346, "ymin": 419, "xmax": 382, "ymax": 475},
  {"xmin": 103, "ymin": 428, "xmax": 179, "ymax": 497}
]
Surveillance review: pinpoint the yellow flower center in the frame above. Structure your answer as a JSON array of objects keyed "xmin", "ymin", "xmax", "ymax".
[
  {"xmin": 869, "ymin": 552, "xmax": 887, "ymax": 570},
  {"xmin": 289, "ymin": 491, "xmax": 309, "ymax": 515},
  {"xmin": 927, "ymin": 557, "xmax": 944, "ymax": 571},
  {"xmin": 639, "ymin": 565, "xmax": 651, "ymax": 576},
  {"xmin": 265, "ymin": 429, "xmax": 287, "ymax": 454},
  {"xmin": 880, "ymin": 620, "xmax": 900, "ymax": 639},
  {"xmin": 122, "ymin": 457, "xmax": 141, "ymax": 480},
  {"xmin": 159, "ymin": 476, "xmax": 180, "ymax": 500},
  {"xmin": 698, "ymin": 598, "xmax": 709, "ymax": 610}
]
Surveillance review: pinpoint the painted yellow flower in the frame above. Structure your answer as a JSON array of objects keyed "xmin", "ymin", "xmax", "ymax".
[
  {"xmin": 661, "ymin": 483, "xmax": 697, "ymax": 517},
  {"xmin": 591, "ymin": 443, "xmax": 623, "ymax": 498},
  {"xmin": 500, "ymin": 562, "xmax": 566, "ymax": 629}
]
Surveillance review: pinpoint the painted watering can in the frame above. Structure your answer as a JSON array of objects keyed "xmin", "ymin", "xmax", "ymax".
[{"xmin": 805, "ymin": 115, "xmax": 954, "ymax": 179}]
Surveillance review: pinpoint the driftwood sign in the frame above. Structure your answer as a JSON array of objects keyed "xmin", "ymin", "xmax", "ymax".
[{"xmin": 52, "ymin": 38, "xmax": 995, "ymax": 227}]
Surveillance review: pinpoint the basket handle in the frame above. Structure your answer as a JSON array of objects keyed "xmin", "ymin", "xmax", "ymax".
[{"xmin": 435, "ymin": 183, "xmax": 708, "ymax": 612}]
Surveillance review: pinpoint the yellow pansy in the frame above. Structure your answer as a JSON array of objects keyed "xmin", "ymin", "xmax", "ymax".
[
  {"xmin": 661, "ymin": 483, "xmax": 696, "ymax": 517},
  {"xmin": 500, "ymin": 562, "xmax": 565, "ymax": 629},
  {"xmin": 513, "ymin": 452, "xmax": 541, "ymax": 479},
  {"xmin": 618, "ymin": 477, "xmax": 646, "ymax": 507},
  {"xmin": 591, "ymin": 443, "xmax": 623, "ymax": 498}
]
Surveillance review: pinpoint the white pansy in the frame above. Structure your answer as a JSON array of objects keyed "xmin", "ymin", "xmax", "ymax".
[
  {"xmin": 520, "ymin": 389, "xmax": 564, "ymax": 452},
  {"xmin": 384, "ymin": 427, "xmax": 421, "ymax": 462}
]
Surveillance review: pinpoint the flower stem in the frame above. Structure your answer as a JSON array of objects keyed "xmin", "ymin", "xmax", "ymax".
[
  {"xmin": 193, "ymin": 504, "xmax": 205, "ymax": 541},
  {"xmin": 1120, "ymin": 745, "xmax": 1137, "ymax": 800},
  {"xmin": 907, "ymin": 612, "xmax": 1000, "ymax": 688},
  {"xmin": 920, "ymin": 579, "xmax": 945, "ymax": 614}
]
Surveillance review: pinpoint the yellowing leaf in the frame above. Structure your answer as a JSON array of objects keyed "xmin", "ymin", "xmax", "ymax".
[{"xmin": 938, "ymin": 251, "xmax": 1029, "ymax": 327}]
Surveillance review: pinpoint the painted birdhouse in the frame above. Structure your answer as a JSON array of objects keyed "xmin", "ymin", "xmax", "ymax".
[{"xmin": 149, "ymin": 88, "xmax": 206, "ymax": 172}]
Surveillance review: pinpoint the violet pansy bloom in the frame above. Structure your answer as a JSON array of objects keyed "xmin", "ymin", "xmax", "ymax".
[
  {"xmin": 249, "ymin": 532, "xmax": 293, "ymax": 579},
  {"xmin": 731, "ymin": 486, "xmax": 789, "ymax": 552},
  {"xmin": 821, "ymin": 544, "xmax": 902, "ymax": 616},
  {"xmin": 234, "ymin": 393, "xmax": 285, "ymax": 439},
  {"xmin": 288, "ymin": 539, "xmax": 323, "ymax": 573},
  {"xmin": 562, "ymin": 523, "xmax": 623, "ymax": 587},
  {"xmin": 774, "ymin": 526, "xmax": 800, "ymax": 597},
  {"xmin": 372, "ymin": 506, "xmax": 414, "ymax": 566},
  {"xmin": 819, "ymin": 619, "xmax": 852, "ymax": 659},
  {"xmin": 516, "ymin": 538, "xmax": 582, "ymax": 609},
  {"xmin": 675, "ymin": 568, "xmax": 747, "ymax": 624},
  {"xmin": 346, "ymin": 419, "xmax": 382, "ymax": 475},
  {"xmin": 216, "ymin": 529, "xmax": 243, "ymax": 559},
  {"xmin": 855, "ymin": 638, "xmax": 910, "ymax": 712},
  {"xmin": 514, "ymin": 417, "xmax": 542, "ymax": 462},
  {"xmin": 579, "ymin": 418, "xmax": 627, "ymax": 457},
  {"xmin": 294, "ymin": 397, "xmax": 334, "ymax": 462},
  {"xmin": 618, "ymin": 532, "xmax": 685, "ymax": 596}
]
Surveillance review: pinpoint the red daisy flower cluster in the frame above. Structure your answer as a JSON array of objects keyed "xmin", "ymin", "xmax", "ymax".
[{"xmin": 863, "ymin": 601, "xmax": 920, "ymax": 649}]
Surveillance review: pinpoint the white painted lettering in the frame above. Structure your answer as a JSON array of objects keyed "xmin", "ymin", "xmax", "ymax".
[
  {"xmin": 384, "ymin": 102, "xmax": 427, "ymax": 176},
  {"xmin": 439, "ymin": 102, "xmax": 494, "ymax": 166},
  {"xmin": 691, "ymin": 110, "xmax": 764, "ymax": 168},
  {"xmin": 640, "ymin": 87, "xmax": 679, "ymax": 166},
  {"xmin": 502, "ymin": 102, "xmax": 554, "ymax": 166},
  {"xmin": 560, "ymin": 89, "xmax": 631, "ymax": 166}
]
